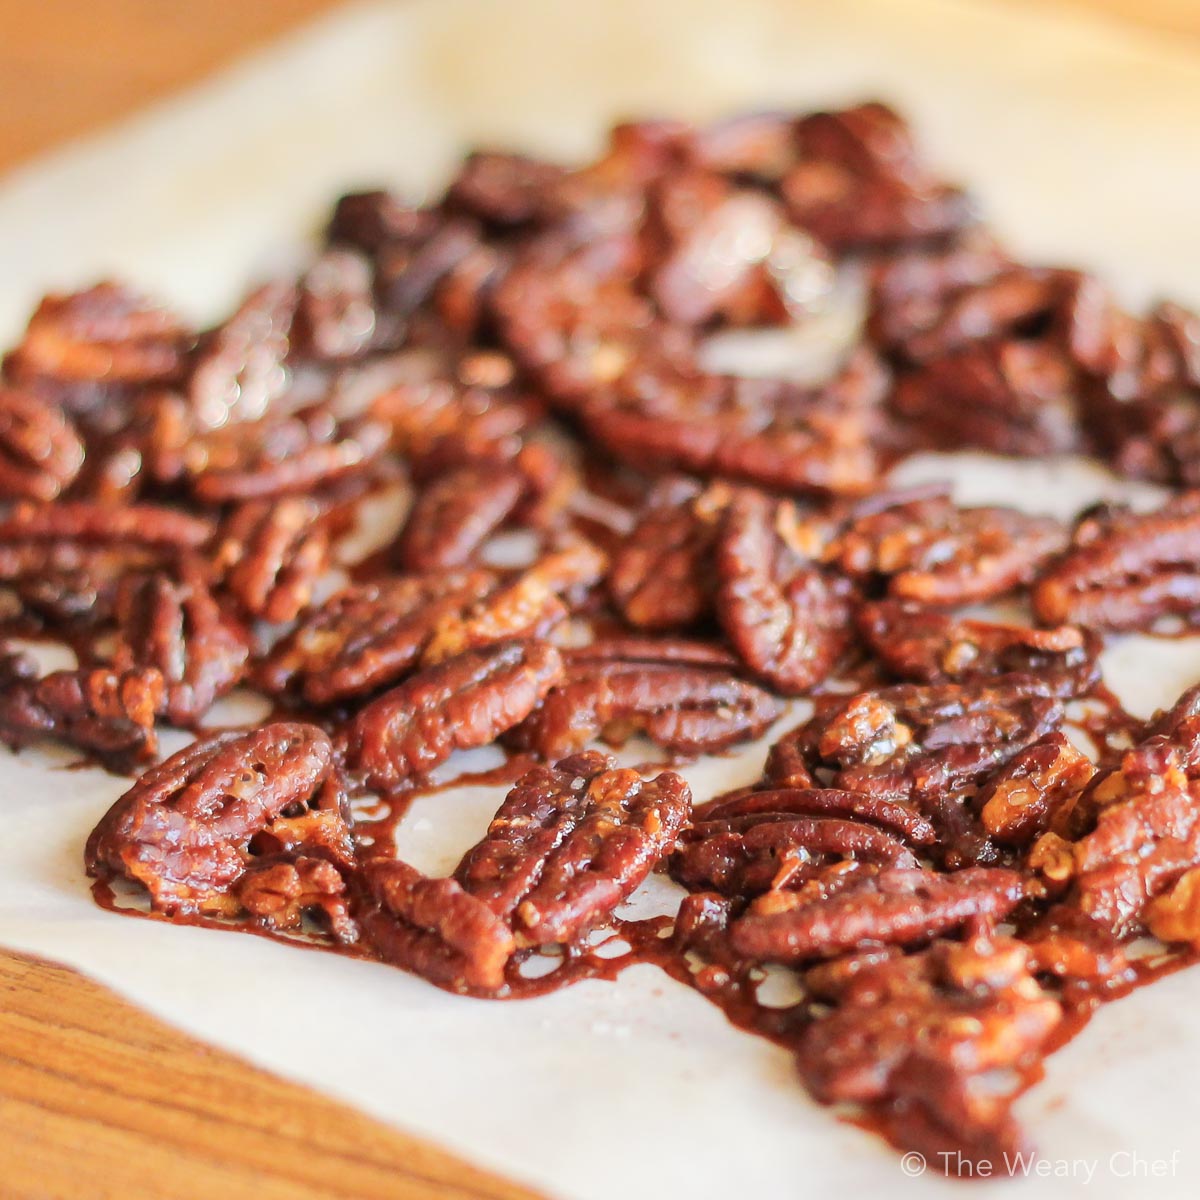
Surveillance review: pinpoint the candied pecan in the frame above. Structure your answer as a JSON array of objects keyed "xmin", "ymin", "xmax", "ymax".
[
  {"xmin": 973, "ymin": 734, "xmax": 1095, "ymax": 848},
  {"xmin": 672, "ymin": 787, "xmax": 934, "ymax": 897},
  {"xmin": 509, "ymin": 654, "xmax": 782, "ymax": 760},
  {"xmin": 781, "ymin": 103, "xmax": 975, "ymax": 252},
  {"xmin": 892, "ymin": 339, "xmax": 1082, "ymax": 456},
  {"xmin": 420, "ymin": 539, "xmax": 605, "ymax": 665},
  {"xmin": 0, "ymin": 386, "xmax": 85, "ymax": 501},
  {"xmin": 643, "ymin": 167, "xmax": 828, "ymax": 326},
  {"xmin": 327, "ymin": 190, "xmax": 423, "ymax": 253},
  {"xmin": 857, "ymin": 599, "xmax": 1099, "ymax": 695},
  {"xmin": 729, "ymin": 864, "xmax": 1027, "ymax": 962},
  {"xmin": 445, "ymin": 150, "xmax": 568, "ymax": 228},
  {"xmin": 583, "ymin": 347, "xmax": 889, "ymax": 495},
  {"xmin": 344, "ymin": 640, "xmax": 564, "ymax": 790},
  {"xmin": 185, "ymin": 281, "xmax": 295, "ymax": 428},
  {"xmin": 716, "ymin": 490, "xmax": 852, "ymax": 694},
  {"xmin": 607, "ymin": 476, "xmax": 725, "ymax": 630},
  {"xmin": 796, "ymin": 933, "xmax": 1061, "ymax": 1168},
  {"xmin": 766, "ymin": 677, "xmax": 1064, "ymax": 864},
  {"xmin": 183, "ymin": 407, "xmax": 390, "ymax": 503},
  {"xmin": 492, "ymin": 234, "xmax": 669, "ymax": 404},
  {"xmin": 294, "ymin": 249, "xmax": 378, "ymax": 361},
  {"xmin": 358, "ymin": 860, "xmax": 517, "ymax": 993},
  {"xmin": 373, "ymin": 214, "xmax": 491, "ymax": 323},
  {"xmin": 396, "ymin": 462, "xmax": 527, "ymax": 572},
  {"xmin": 866, "ymin": 230, "xmax": 1010, "ymax": 353},
  {"xmin": 85, "ymin": 723, "xmax": 352, "ymax": 916},
  {"xmin": 212, "ymin": 498, "xmax": 331, "ymax": 624},
  {"xmin": 0, "ymin": 649, "xmax": 162, "ymax": 773},
  {"xmin": 1032, "ymin": 493, "xmax": 1200, "ymax": 631},
  {"xmin": 566, "ymin": 636, "xmax": 739, "ymax": 671},
  {"xmin": 111, "ymin": 562, "xmax": 247, "ymax": 726},
  {"xmin": 4, "ymin": 283, "xmax": 188, "ymax": 416},
  {"xmin": 0, "ymin": 501, "xmax": 213, "ymax": 623},
  {"xmin": 258, "ymin": 569, "xmax": 498, "ymax": 704},
  {"xmin": 831, "ymin": 495, "xmax": 1065, "ymax": 604},
  {"xmin": 1029, "ymin": 734, "xmax": 1200, "ymax": 938},
  {"xmin": 459, "ymin": 750, "xmax": 691, "ymax": 948}
]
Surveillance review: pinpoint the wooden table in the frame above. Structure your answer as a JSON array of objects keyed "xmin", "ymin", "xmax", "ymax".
[{"xmin": 0, "ymin": 2, "xmax": 1196, "ymax": 1197}]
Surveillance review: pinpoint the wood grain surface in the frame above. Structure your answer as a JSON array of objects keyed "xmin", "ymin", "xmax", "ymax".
[{"xmin": 0, "ymin": 1, "xmax": 1194, "ymax": 1198}]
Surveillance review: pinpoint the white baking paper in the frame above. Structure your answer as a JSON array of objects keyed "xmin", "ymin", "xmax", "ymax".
[{"xmin": 2, "ymin": 2, "xmax": 1200, "ymax": 1196}]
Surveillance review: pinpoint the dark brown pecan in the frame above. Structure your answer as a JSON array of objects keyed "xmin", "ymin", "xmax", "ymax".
[
  {"xmin": 1032, "ymin": 493, "xmax": 1200, "ymax": 631},
  {"xmin": 766, "ymin": 677, "xmax": 1064, "ymax": 864},
  {"xmin": 1030, "ymin": 732, "xmax": 1200, "ymax": 939},
  {"xmin": 4, "ymin": 283, "xmax": 188, "ymax": 417},
  {"xmin": 212, "ymin": 498, "xmax": 331, "ymax": 624},
  {"xmin": 420, "ymin": 539, "xmax": 605, "ymax": 665},
  {"xmin": 185, "ymin": 281, "xmax": 295, "ymax": 428},
  {"xmin": 858, "ymin": 599, "xmax": 1099, "ymax": 694},
  {"xmin": 85, "ymin": 723, "xmax": 352, "ymax": 917},
  {"xmin": 327, "ymin": 190, "xmax": 422, "ymax": 253},
  {"xmin": 112, "ymin": 563, "xmax": 249, "ymax": 726},
  {"xmin": 716, "ymin": 490, "xmax": 852, "ymax": 694},
  {"xmin": 358, "ymin": 860, "xmax": 518, "ymax": 993},
  {"xmin": 728, "ymin": 863, "xmax": 1028, "ymax": 962},
  {"xmin": 0, "ymin": 501, "xmax": 213, "ymax": 623},
  {"xmin": 396, "ymin": 462, "xmax": 527, "ymax": 572},
  {"xmin": 643, "ymin": 167, "xmax": 827, "ymax": 327},
  {"xmin": 782, "ymin": 103, "xmax": 975, "ymax": 252},
  {"xmin": 566, "ymin": 636, "xmax": 740, "ymax": 671},
  {"xmin": 831, "ymin": 495, "xmax": 1065, "ymax": 604},
  {"xmin": 607, "ymin": 477, "xmax": 726, "ymax": 631},
  {"xmin": 344, "ymin": 640, "xmax": 564, "ymax": 790},
  {"xmin": 672, "ymin": 787, "xmax": 935, "ymax": 897},
  {"xmin": 446, "ymin": 150, "xmax": 568, "ymax": 228},
  {"xmin": 0, "ymin": 386, "xmax": 85, "ymax": 500},
  {"xmin": 973, "ymin": 733, "xmax": 1094, "ymax": 848},
  {"xmin": 258, "ymin": 569, "xmax": 498, "ymax": 704},
  {"xmin": 583, "ymin": 347, "xmax": 888, "ymax": 495},
  {"xmin": 294, "ymin": 249, "xmax": 378, "ymax": 362},
  {"xmin": 866, "ymin": 230, "xmax": 1010, "ymax": 353},
  {"xmin": 0, "ymin": 649, "xmax": 162, "ymax": 772},
  {"xmin": 458, "ymin": 750, "xmax": 691, "ymax": 947},
  {"xmin": 892, "ymin": 340, "xmax": 1082, "ymax": 456},
  {"xmin": 796, "ymin": 933, "xmax": 1061, "ymax": 1169},
  {"xmin": 183, "ymin": 407, "xmax": 390, "ymax": 503},
  {"xmin": 509, "ymin": 653, "xmax": 782, "ymax": 760}
]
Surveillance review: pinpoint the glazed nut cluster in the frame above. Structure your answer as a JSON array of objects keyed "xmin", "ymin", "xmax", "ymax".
[{"xmin": 3, "ymin": 101, "xmax": 1200, "ymax": 1175}]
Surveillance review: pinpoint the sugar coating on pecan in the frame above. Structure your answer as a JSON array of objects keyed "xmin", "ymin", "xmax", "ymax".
[
  {"xmin": 716, "ymin": 489, "xmax": 852, "ymax": 695},
  {"xmin": 344, "ymin": 639, "xmax": 564, "ymax": 790},
  {"xmin": 1032, "ymin": 493, "xmax": 1200, "ymax": 631},
  {"xmin": 85, "ymin": 723, "xmax": 351, "ymax": 917},
  {"xmin": 458, "ymin": 750, "xmax": 691, "ymax": 947}
]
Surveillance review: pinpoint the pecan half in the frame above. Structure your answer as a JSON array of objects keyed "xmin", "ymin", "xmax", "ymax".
[
  {"xmin": 797, "ymin": 933, "xmax": 1061, "ymax": 1169},
  {"xmin": 0, "ymin": 649, "xmax": 162, "ymax": 773},
  {"xmin": 509, "ymin": 652, "xmax": 782, "ymax": 760},
  {"xmin": 729, "ymin": 863, "xmax": 1028, "ymax": 962},
  {"xmin": 607, "ymin": 476, "xmax": 724, "ymax": 631},
  {"xmin": 858, "ymin": 599, "xmax": 1099, "ymax": 695},
  {"xmin": 1032, "ymin": 493, "xmax": 1200, "ymax": 631},
  {"xmin": 212, "ymin": 498, "xmax": 331, "ymax": 624},
  {"xmin": 344, "ymin": 640, "xmax": 564, "ymax": 790},
  {"xmin": 259, "ymin": 569, "xmax": 497, "ymax": 704},
  {"xmin": 85, "ymin": 723, "xmax": 352, "ymax": 917},
  {"xmin": 112, "ymin": 563, "xmax": 249, "ymax": 726},
  {"xmin": 0, "ymin": 386, "xmax": 85, "ymax": 501},
  {"xmin": 458, "ymin": 750, "xmax": 691, "ymax": 948},
  {"xmin": 716, "ymin": 490, "xmax": 852, "ymax": 694},
  {"xmin": 0, "ymin": 501, "xmax": 213, "ymax": 623},
  {"xmin": 831, "ymin": 495, "xmax": 1065, "ymax": 605}
]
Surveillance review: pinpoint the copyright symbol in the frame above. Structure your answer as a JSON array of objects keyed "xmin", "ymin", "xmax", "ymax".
[{"xmin": 901, "ymin": 1152, "xmax": 927, "ymax": 1177}]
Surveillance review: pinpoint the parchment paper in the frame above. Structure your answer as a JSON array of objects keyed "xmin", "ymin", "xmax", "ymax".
[{"xmin": 3, "ymin": 2, "xmax": 1200, "ymax": 1196}]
